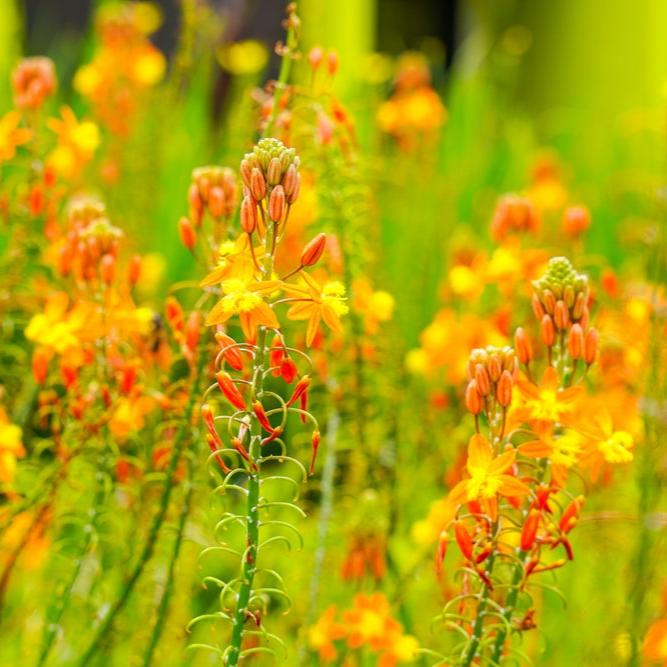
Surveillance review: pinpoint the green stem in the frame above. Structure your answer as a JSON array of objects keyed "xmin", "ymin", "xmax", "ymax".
[
  {"xmin": 76, "ymin": 349, "xmax": 207, "ymax": 667},
  {"xmin": 226, "ymin": 326, "xmax": 266, "ymax": 666}
]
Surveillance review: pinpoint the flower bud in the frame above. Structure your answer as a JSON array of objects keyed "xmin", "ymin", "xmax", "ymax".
[
  {"xmin": 268, "ymin": 185, "xmax": 286, "ymax": 222},
  {"xmin": 584, "ymin": 328, "xmax": 598, "ymax": 365},
  {"xmin": 327, "ymin": 50, "xmax": 339, "ymax": 76},
  {"xmin": 267, "ymin": 157, "xmax": 282, "ymax": 186},
  {"xmin": 465, "ymin": 380, "xmax": 482, "ymax": 415},
  {"xmin": 487, "ymin": 355, "xmax": 502, "ymax": 382},
  {"xmin": 178, "ymin": 217, "xmax": 197, "ymax": 251},
  {"xmin": 308, "ymin": 46, "xmax": 324, "ymax": 70},
  {"xmin": 474, "ymin": 364, "xmax": 491, "ymax": 396},
  {"xmin": 496, "ymin": 370, "xmax": 513, "ymax": 408},
  {"xmin": 542, "ymin": 289, "xmax": 556, "ymax": 314},
  {"xmin": 520, "ymin": 510, "xmax": 540, "ymax": 552},
  {"xmin": 286, "ymin": 172, "xmax": 301, "ymax": 204},
  {"xmin": 208, "ymin": 186, "xmax": 226, "ymax": 218},
  {"xmin": 216, "ymin": 371, "xmax": 247, "ymax": 411},
  {"xmin": 454, "ymin": 523, "xmax": 473, "ymax": 560},
  {"xmin": 128, "ymin": 254, "xmax": 141, "ymax": 286},
  {"xmin": 100, "ymin": 254, "xmax": 115, "ymax": 285},
  {"xmin": 541, "ymin": 314, "xmax": 556, "ymax": 347},
  {"xmin": 514, "ymin": 327, "xmax": 533, "ymax": 365},
  {"xmin": 554, "ymin": 300, "xmax": 570, "ymax": 330},
  {"xmin": 250, "ymin": 168, "xmax": 266, "ymax": 201},
  {"xmin": 568, "ymin": 323, "xmax": 584, "ymax": 359},
  {"xmin": 240, "ymin": 197, "xmax": 257, "ymax": 234},
  {"xmin": 531, "ymin": 294, "xmax": 545, "ymax": 320},
  {"xmin": 301, "ymin": 233, "xmax": 327, "ymax": 267},
  {"xmin": 282, "ymin": 163, "xmax": 298, "ymax": 197},
  {"xmin": 240, "ymin": 159, "xmax": 252, "ymax": 188},
  {"xmin": 309, "ymin": 430, "xmax": 321, "ymax": 475}
]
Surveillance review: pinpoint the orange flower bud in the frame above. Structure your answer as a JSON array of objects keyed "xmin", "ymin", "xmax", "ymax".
[
  {"xmin": 520, "ymin": 510, "xmax": 541, "ymax": 551},
  {"xmin": 487, "ymin": 355, "xmax": 502, "ymax": 382},
  {"xmin": 282, "ymin": 163, "xmax": 298, "ymax": 197},
  {"xmin": 496, "ymin": 370, "xmax": 513, "ymax": 408},
  {"xmin": 554, "ymin": 300, "xmax": 570, "ymax": 330},
  {"xmin": 572, "ymin": 291, "xmax": 586, "ymax": 320},
  {"xmin": 308, "ymin": 45, "xmax": 324, "ymax": 69},
  {"xmin": 280, "ymin": 358, "xmax": 298, "ymax": 384},
  {"xmin": 250, "ymin": 168, "xmax": 266, "ymax": 201},
  {"xmin": 300, "ymin": 233, "xmax": 327, "ymax": 267},
  {"xmin": 208, "ymin": 186, "xmax": 226, "ymax": 218},
  {"xmin": 541, "ymin": 314, "xmax": 556, "ymax": 347},
  {"xmin": 286, "ymin": 171, "xmax": 301, "ymax": 204},
  {"xmin": 584, "ymin": 328, "xmax": 598, "ymax": 365},
  {"xmin": 178, "ymin": 216, "xmax": 197, "ymax": 251},
  {"xmin": 100, "ymin": 253, "xmax": 115, "ymax": 285},
  {"xmin": 454, "ymin": 523, "xmax": 473, "ymax": 560},
  {"xmin": 268, "ymin": 184, "xmax": 286, "ymax": 222},
  {"xmin": 474, "ymin": 364, "xmax": 491, "ymax": 396},
  {"xmin": 327, "ymin": 50, "xmax": 339, "ymax": 76},
  {"xmin": 562, "ymin": 205, "xmax": 590, "ymax": 237},
  {"xmin": 207, "ymin": 434, "xmax": 231, "ymax": 473},
  {"xmin": 252, "ymin": 400, "xmax": 274, "ymax": 433},
  {"xmin": 267, "ymin": 157, "xmax": 282, "ymax": 186},
  {"xmin": 286, "ymin": 374, "xmax": 311, "ymax": 407},
  {"xmin": 568, "ymin": 323, "xmax": 584, "ymax": 359},
  {"xmin": 542, "ymin": 289, "xmax": 556, "ymax": 314},
  {"xmin": 32, "ymin": 349, "xmax": 49, "ymax": 384},
  {"xmin": 128, "ymin": 254, "xmax": 141, "ymax": 286},
  {"xmin": 563, "ymin": 285, "xmax": 575, "ymax": 308},
  {"xmin": 560, "ymin": 495, "xmax": 585, "ymax": 533},
  {"xmin": 240, "ymin": 197, "xmax": 257, "ymax": 234},
  {"xmin": 240, "ymin": 159, "xmax": 252, "ymax": 188},
  {"xmin": 532, "ymin": 294, "xmax": 545, "ymax": 320},
  {"xmin": 185, "ymin": 311, "xmax": 201, "ymax": 351},
  {"xmin": 465, "ymin": 380, "xmax": 482, "ymax": 415},
  {"xmin": 231, "ymin": 436, "xmax": 256, "ymax": 470},
  {"xmin": 514, "ymin": 327, "xmax": 533, "ymax": 365},
  {"xmin": 215, "ymin": 332, "xmax": 244, "ymax": 371},
  {"xmin": 188, "ymin": 184, "xmax": 203, "ymax": 224},
  {"xmin": 309, "ymin": 430, "xmax": 321, "ymax": 475},
  {"xmin": 216, "ymin": 371, "xmax": 247, "ymax": 411},
  {"xmin": 166, "ymin": 296, "xmax": 184, "ymax": 331}
]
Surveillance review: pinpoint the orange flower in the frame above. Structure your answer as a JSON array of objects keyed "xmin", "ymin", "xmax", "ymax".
[
  {"xmin": 644, "ymin": 618, "xmax": 667, "ymax": 665},
  {"xmin": 514, "ymin": 366, "xmax": 582, "ymax": 427},
  {"xmin": 0, "ymin": 111, "xmax": 31, "ymax": 162},
  {"xmin": 447, "ymin": 435, "xmax": 529, "ymax": 517},
  {"xmin": 518, "ymin": 427, "xmax": 582, "ymax": 487},
  {"xmin": 308, "ymin": 605, "xmax": 347, "ymax": 662}
]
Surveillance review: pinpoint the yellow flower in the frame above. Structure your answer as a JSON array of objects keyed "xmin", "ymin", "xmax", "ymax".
[
  {"xmin": 0, "ymin": 410, "xmax": 24, "ymax": 485},
  {"xmin": 204, "ymin": 259, "xmax": 280, "ymax": 340},
  {"xmin": 47, "ymin": 106, "xmax": 100, "ymax": 178},
  {"xmin": 447, "ymin": 435, "xmax": 529, "ymax": 516},
  {"xmin": 285, "ymin": 273, "xmax": 349, "ymax": 346},
  {"xmin": 0, "ymin": 111, "xmax": 31, "ymax": 162}
]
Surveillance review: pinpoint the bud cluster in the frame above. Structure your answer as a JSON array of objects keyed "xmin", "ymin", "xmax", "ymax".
[
  {"xmin": 188, "ymin": 166, "xmax": 238, "ymax": 225},
  {"xmin": 12, "ymin": 57, "xmax": 57, "ymax": 110},
  {"xmin": 239, "ymin": 137, "xmax": 301, "ymax": 234},
  {"xmin": 490, "ymin": 194, "xmax": 539, "ymax": 242},
  {"xmin": 59, "ymin": 198, "xmax": 124, "ymax": 284},
  {"xmin": 465, "ymin": 345, "xmax": 517, "ymax": 435},
  {"xmin": 530, "ymin": 257, "xmax": 598, "ymax": 365}
]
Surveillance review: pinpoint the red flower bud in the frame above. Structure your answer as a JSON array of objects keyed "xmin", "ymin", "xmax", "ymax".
[
  {"xmin": 454, "ymin": 522, "xmax": 474, "ymax": 560},
  {"xmin": 520, "ymin": 510, "xmax": 541, "ymax": 551},
  {"xmin": 286, "ymin": 375, "xmax": 311, "ymax": 407},
  {"xmin": 309, "ymin": 430, "xmax": 321, "ymax": 475},
  {"xmin": 178, "ymin": 216, "xmax": 197, "ymax": 251},
  {"xmin": 216, "ymin": 371, "xmax": 247, "ymax": 411}
]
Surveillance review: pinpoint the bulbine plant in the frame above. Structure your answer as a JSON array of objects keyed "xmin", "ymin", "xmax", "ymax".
[
  {"xmin": 188, "ymin": 138, "xmax": 345, "ymax": 664},
  {"xmin": 428, "ymin": 257, "xmax": 634, "ymax": 665}
]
